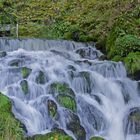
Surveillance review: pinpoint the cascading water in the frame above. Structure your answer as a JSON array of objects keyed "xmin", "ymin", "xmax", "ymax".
[{"xmin": 0, "ymin": 38, "xmax": 139, "ymax": 140}]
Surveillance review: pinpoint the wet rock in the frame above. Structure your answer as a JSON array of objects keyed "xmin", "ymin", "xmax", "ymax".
[
  {"xmin": 73, "ymin": 71, "xmax": 93, "ymax": 93},
  {"xmin": 48, "ymin": 100, "xmax": 57, "ymax": 118},
  {"xmin": 9, "ymin": 59, "xmax": 21, "ymax": 67},
  {"xmin": 21, "ymin": 67, "xmax": 32, "ymax": 79},
  {"xmin": 57, "ymin": 94, "xmax": 76, "ymax": 112},
  {"xmin": 76, "ymin": 47, "xmax": 98, "ymax": 60},
  {"xmin": 125, "ymin": 107, "xmax": 140, "ymax": 134},
  {"xmin": 36, "ymin": 71, "xmax": 47, "ymax": 84},
  {"xmin": 20, "ymin": 80, "xmax": 29, "ymax": 94},
  {"xmin": 75, "ymin": 60, "xmax": 92, "ymax": 66},
  {"xmin": 66, "ymin": 110, "xmax": 86, "ymax": 140},
  {"xmin": 67, "ymin": 65, "xmax": 76, "ymax": 71},
  {"xmin": 0, "ymin": 51, "xmax": 7, "ymax": 58},
  {"xmin": 78, "ymin": 97, "xmax": 106, "ymax": 131},
  {"xmin": 51, "ymin": 50, "xmax": 71, "ymax": 59},
  {"xmin": 50, "ymin": 82, "xmax": 75, "ymax": 98},
  {"xmin": 99, "ymin": 55, "xmax": 108, "ymax": 61},
  {"xmin": 90, "ymin": 136, "xmax": 105, "ymax": 140}
]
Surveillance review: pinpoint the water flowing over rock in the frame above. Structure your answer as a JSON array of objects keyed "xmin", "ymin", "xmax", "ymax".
[{"xmin": 0, "ymin": 38, "xmax": 139, "ymax": 140}]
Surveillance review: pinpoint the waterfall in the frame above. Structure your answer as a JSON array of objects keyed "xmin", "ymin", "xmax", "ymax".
[{"xmin": 0, "ymin": 38, "xmax": 139, "ymax": 140}]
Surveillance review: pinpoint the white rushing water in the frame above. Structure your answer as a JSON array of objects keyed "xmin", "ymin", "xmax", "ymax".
[{"xmin": 0, "ymin": 38, "xmax": 140, "ymax": 140}]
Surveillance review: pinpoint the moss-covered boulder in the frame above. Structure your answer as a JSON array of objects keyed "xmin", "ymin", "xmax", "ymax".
[
  {"xmin": 21, "ymin": 67, "xmax": 32, "ymax": 79},
  {"xmin": 0, "ymin": 93, "xmax": 24, "ymax": 140},
  {"xmin": 27, "ymin": 131, "xmax": 73, "ymax": 140},
  {"xmin": 90, "ymin": 136, "xmax": 105, "ymax": 140},
  {"xmin": 36, "ymin": 71, "xmax": 47, "ymax": 84},
  {"xmin": 0, "ymin": 51, "xmax": 7, "ymax": 58},
  {"xmin": 57, "ymin": 94, "xmax": 76, "ymax": 112},
  {"xmin": 125, "ymin": 107, "xmax": 140, "ymax": 134},
  {"xmin": 50, "ymin": 82, "xmax": 75, "ymax": 98},
  {"xmin": 48, "ymin": 100, "xmax": 57, "ymax": 118},
  {"xmin": 20, "ymin": 80, "xmax": 29, "ymax": 95}
]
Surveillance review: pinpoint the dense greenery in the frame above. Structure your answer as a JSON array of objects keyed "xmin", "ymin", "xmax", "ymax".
[{"xmin": 0, "ymin": 0, "xmax": 140, "ymax": 77}]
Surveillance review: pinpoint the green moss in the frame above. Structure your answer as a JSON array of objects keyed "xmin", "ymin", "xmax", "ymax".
[
  {"xmin": 115, "ymin": 35, "xmax": 140, "ymax": 57},
  {"xmin": 57, "ymin": 94, "xmax": 76, "ymax": 112},
  {"xmin": 21, "ymin": 67, "xmax": 32, "ymax": 79},
  {"xmin": 0, "ymin": 93, "xmax": 24, "ymax": 140},
  {"xmin": 90, "ymin": 136, "xmax": 105, "ymax": 140},
  {"xmin": 50, "ymin": 82, "xmax": 75, "ymax": 98},
  {"xmin": 124, "ymin": 52, "xmax": 140, "ymax": 74},
  {"xmin": 28, "ymin": 131, "xmax": 73, "ymax": 140}
]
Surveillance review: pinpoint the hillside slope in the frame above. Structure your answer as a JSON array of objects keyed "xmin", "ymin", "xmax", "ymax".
[{"xmin": 0, "ymin": 0, "xmax": 140, "ymax": 79}]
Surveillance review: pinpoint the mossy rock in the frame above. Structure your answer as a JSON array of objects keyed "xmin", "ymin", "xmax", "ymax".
[
  {"xmin": 50, "ymin": 82, "xmax": 75, "ymax": 98},
  {"xmin": 0, "ymin": 93, "xmax": 24, "ymax": 140},
  {"xmin": 36, "ymin": 71, "xmax": 47, "ymax": 84},
  {"xmin": 125, "ymin": 107, "xmax": 140, "ymax": 134},
  {"xmin": 57, "ymin": 94, "xmax": 76, "ymax": 112},
  {"xmin": 0, "ymin": 51, "xmax": 7, "ymax": 58},
  {"xmin": 90, "ymin": 136, "xmax": 105, "ymax": 140},
  {"xmin": 20, "ymin": 80, "xmax": 29, "ymax": 95},
  {"xmin": 48, "ymin": 100, "xmax": 57, "ymax": 118},
  {"xmin": 27, "ymin": 131, "xmax": 73, "ymax": 140},
  {"xmin": 21, "ymin": 67, "xmax": 32, "ymax": 79}
]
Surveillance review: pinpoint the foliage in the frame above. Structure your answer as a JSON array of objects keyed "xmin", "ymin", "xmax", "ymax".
[
  {"xmin": 0, "ymin": 93, "xmax": 24, "ymax": 140},
  {"xmin": 124, "ymin": 52, "xmax": 140, "ymax": 74},
  {"xmin": 115, "ymin": 35, "xmax": 140, "ymax": 57}
]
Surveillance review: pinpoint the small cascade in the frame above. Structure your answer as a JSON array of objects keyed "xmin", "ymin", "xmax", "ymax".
[{"xmin": 0, "ymin": 38, "xmax": 139, "ymax": 140}]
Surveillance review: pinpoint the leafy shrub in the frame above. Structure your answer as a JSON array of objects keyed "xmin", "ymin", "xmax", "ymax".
[{"xmin": 115, "ymin": 35, "xmax": 140, "ymax": 57}]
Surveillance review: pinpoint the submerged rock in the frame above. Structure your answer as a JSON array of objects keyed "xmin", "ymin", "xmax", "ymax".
[
  {"xmin": 0, "ymin": 51, "xmax": 7, "ymax": 58},
  {"xmin": 36, "ymin": 71, "xmax": 47, "ymax": 84},
  {"xmin": 47, "ymin": 100, "xmax": 57, "ymax": 118},
  {"xmin": 57, "ymin": 94, "xmax": 76, "ymax": 112},
  {"xmin": 20, "ymin": 80, "xmax": 29, "ymax": 94},
  {"xmin": 65, "ymin": 110, "xmax": 86, "ymax": 140},
  {"xmin": 125, "ymin": 107, "xmax": 140, "ymax": 134},
  {"xmin": 21, "ymin": 67, "xmax": 32, "ymax": 79},
  {"xmin": 10, "ymin": 60, "xmax": 20, "ymax": 67},
  {"xmin": 76, "ymin": 47, "xmax": 98, "ymax": 60}
]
